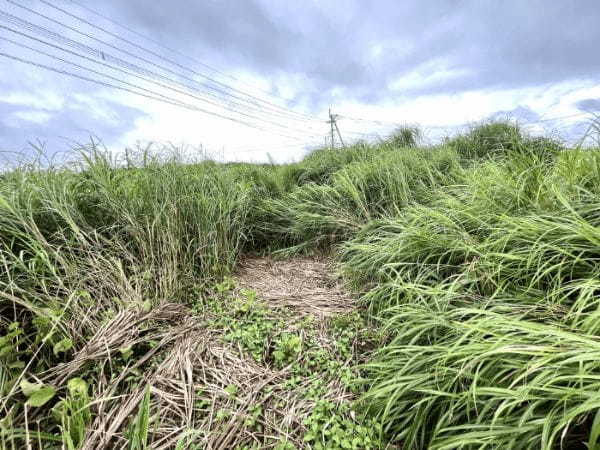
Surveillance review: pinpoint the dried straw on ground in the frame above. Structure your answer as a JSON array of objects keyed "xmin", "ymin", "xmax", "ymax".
[
  {"xmin": 35, "ymin": 256, "xmax": 360, "ymax": 449},
  {"xmin": 235, "ymin": 256, "xmax": 354, "ymax": 317}
]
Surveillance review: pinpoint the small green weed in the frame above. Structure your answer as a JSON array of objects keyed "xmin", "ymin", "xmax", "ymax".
[
  {"xmin": 0, "ymin": 322, "xmax": 26, "ymax": 394},
  {"xmin": 272, "ymin": 333, "xmax": 302, "ymax": 367},
  {"xmin": 126, "ymin": 385, "xmax": 152, "ymax": 450},
  {"xmin": 52, "ymin": 378, "xmax": 92, "ymax": 449},
  {"xmin": 302, "ymin": 399, "xmax": 383, "ymax": 449}
]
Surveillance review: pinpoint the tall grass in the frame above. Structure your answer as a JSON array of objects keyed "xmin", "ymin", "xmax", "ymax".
[
  {"xmin": 339, "ymin": 145, "xmax": 600, "ymax": 448},
  {"xmin": 255, "ymin": 145, "xmax": 462, "ymax": 253},
  {"xmin": 0, "ymin": 145, "xmax": 262, "ymax": 447},
  {"xmin": 361, "ymin": 305, "xmax": 600, "ymax": 449},
  {"xmin": 2, "ymin": 123, "xmax": 600, "ymax": 448},
  {"xmin": 447, "ymin": 119, "xmax": 563, "ymax": 161}
]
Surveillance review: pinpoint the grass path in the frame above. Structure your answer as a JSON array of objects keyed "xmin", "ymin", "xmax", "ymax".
[
  {"xmin": 235, "ymin": 256, "xmax": 354, "ymax": 317},
  {"xmin": 64, "ymin": 257, "xmax": 384, "ymax": 449}
]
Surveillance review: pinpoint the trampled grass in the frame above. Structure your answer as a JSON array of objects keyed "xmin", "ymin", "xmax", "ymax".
[{"xmin": 2, "ymin": 122, "xmax": 600, "ymax": 448}]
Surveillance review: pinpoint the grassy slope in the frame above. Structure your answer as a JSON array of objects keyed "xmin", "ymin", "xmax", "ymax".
[{"xmin": 2, "ymin": 122, "xmax": 600, "ymax": 448}]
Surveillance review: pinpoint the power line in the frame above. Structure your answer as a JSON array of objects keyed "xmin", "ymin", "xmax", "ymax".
[
  {"xmin": 0, "ymin": 36, "xmax": 296, "ymax": 140},
  {"xmin": 3, "ymin": 1, "xmax": 321, "ymax": 127},
  {"xmin": 529, "ymin": 111, "xmax": 592, "ymax": 124},
  {"xmin": 0, "ymin": 22, "xmax": 326, "ymax": 139},
  {"xmin": 0, "ymin": 9, "xmax": 328, "ymax": 137},
  {"xmin": 1, "ymin": 3, "xmax": 299, "ymax": 127},
  {"xmin": 0, "ymin": 49, "xmax": 317, "ymax": 141},
  {"xmin": 13, "ymin": 0, "xmax": 319, "ymax": 124},
  {"xmin": 0, "ymin": 12, "xmax": 324, "ymax": 136},
  {"xmin": 61, "ymin": 0, "xmax": 293, "ymax": 102}
]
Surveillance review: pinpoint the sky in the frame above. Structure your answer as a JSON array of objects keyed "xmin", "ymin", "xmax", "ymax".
[{"xmin": 1, "ymin": 0, "xmax": 599, "ymax": 166}]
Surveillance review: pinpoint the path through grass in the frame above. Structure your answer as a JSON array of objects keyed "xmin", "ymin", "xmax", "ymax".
[{"xmin": 10, "ymin": 256, "xmax": 384, "ymax": 449}]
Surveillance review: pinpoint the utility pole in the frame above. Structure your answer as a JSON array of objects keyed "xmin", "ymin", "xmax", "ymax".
[
  {"xmin": 328, "ymin": 108, "xmax": 335, "ymax": 150},
  {"xmin": 328, "ymin": 108, "xmax": 346, "ymax": 149},
  {"xmin": 334, "ymin": 118, "xmax": 345, "ymax": 148}
]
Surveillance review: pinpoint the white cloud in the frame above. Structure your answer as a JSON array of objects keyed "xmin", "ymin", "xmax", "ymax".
[
  {"xmin": 90, "ymin": 73, "xmax": 597, "ymax": 161},
  {"xmin": 390, "ymin": 60, "xmax": 471, "ymax": 91},
  {"xmin": 0, "ymin": 91, "xmax": 64, "ymax": 111},
  {"xmin": 11, "ymin": 110, "xmax": 53, "ymax": 124},
  {"xmin": 331, "ymin": 79, "xmax": 598, "ymax": 144},
  {"xmin": 70, "ymin": 93, "xmax": 124, "ymax": 125}
]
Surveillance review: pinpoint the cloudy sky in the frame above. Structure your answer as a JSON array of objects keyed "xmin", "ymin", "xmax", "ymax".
[{"xmin": 1, "ymin": 0, "xmax": 599, "ymax": 165}]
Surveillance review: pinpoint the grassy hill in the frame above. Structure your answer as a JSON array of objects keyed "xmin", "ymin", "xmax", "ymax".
[{"xmin": 2, "ymin": 122, "xmax": 600, "ymax": 448}]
